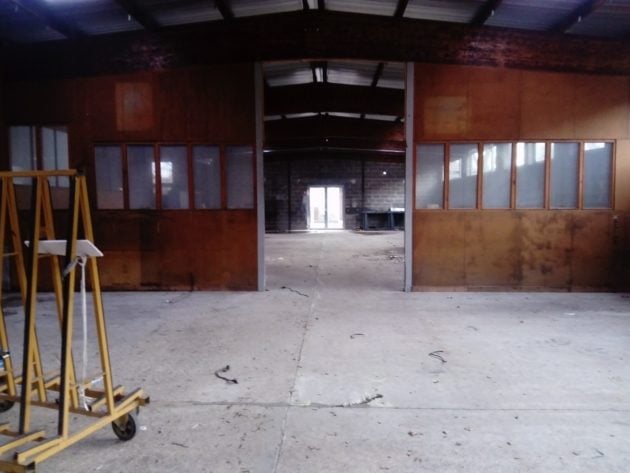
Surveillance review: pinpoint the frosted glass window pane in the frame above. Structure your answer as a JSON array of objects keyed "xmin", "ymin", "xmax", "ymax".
[
  {"xmin": 226, "ymin": 146, "xmax": 254, "ymax": 209},
  {"xmin": 42, "ymin": 126, "xmax": 69, "ymax": 188},
  {"xmin": 9, "ymin": 126, "xmax": 36, "ymax": 185},
  {"xmin": 584, "ymin": 142, "xmax": 613, "ymax": 208},
  {"xmin": 550, "ymin": 142, "xmax": 578, "ymax": 209},
  {"xmin": 516, "ymin": 142, "xmax": 545, "ymax": 208},
  {"xmin": 160, "ymin": 146, "xmax": 189, "ymax": 209},
  {"xmin": 415, "ymin": 144, "xmax": 444, "ymax": 209},
  {"xmin": 482, "ymin": 143, "xmax": 512, "ymax": 209},
  {"xmin": 449, "ymin": 144, "xmax": 478, "ymax": 209},
  {"xmin": 95, "ymin": 146, "xmax": 123, "ymax": 209},
  {"xmin": 193, "ymin": 146, "xmax": 221, "ymax": 209},
  {"xmin": 128, "ymin": 145, "xmax": 156, "ymax": 209}
]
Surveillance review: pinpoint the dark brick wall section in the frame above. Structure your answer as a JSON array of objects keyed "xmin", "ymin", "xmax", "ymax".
[{"xmin": 264, "ymin": 155, "xmax": 404, "ymax": 232}]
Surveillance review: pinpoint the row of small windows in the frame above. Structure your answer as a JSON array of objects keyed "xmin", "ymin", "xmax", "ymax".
[
  {"xmin": 95, "ymin": 144, "xmax": 254, "ymax": 210},
  {"xmin": 415, "ymin": 141, "xmax": 613, "ymax": 210},
  {"xmin": 9, "ymin": 125, "xmax": 69, "ymax": 187}
]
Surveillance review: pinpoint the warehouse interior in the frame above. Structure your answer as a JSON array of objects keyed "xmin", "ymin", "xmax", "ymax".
[{"xmin": 0, "ymin": 0, "xmax": 629, "ymax": 471}]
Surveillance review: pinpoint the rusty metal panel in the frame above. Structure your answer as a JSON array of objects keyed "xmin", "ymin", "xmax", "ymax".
[
  {"xmin": 616, "ymin": 140, "xmax": 630, "ymax": 212},
  {"xmin": 464, "ymin": 212, "xmax": 521, "ymax": 287},
  {"xmin": 467, "ymin": 67, "xmax": 521, "ymax": 140},
  {"xmin": 570, "ymin": 211, "xmax": 615, "ymax": 288},
  {"xmin": 520, "ymin": 71, "xmax": 576, "ymax": 139},
  {"xmin": 96, "ymin": 210, "xmax": 257, "ymax": 290},
  {"xmin": 413, "ymin": 211, "xmax": 466, "ymax": 287},
  {"xmin": 573, "ymin": 75, "xmax": 630, "ymax": 139},
  {"xmin": 412, "ymin": 210, "xmax": 621, "ymax": 290}
]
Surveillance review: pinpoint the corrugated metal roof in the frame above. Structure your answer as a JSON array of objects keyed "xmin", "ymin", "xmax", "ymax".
[
  {"xmin": 327, "ymin": 60, "xmax": 379, "ymax": 87},
  {"xmin": 364, "ymin": 113, "xmax": 400, "ymax": 121},
  {"xmin": 568, "ymin": 1, "xmax": 630, "ymax": 38},
  {"xmin": 53, "ymin": 0, "xmax": 143, "ymax": 35},
  {"xmin": 485, "ymin": 0, "xmax": 581, "ymax": 31},
  {"xmin": 379, "ymin": 62, "xmax": 405, "ymax": 89},
  {"xmin": 405, "ymin": 0, "xmax": 486, "ymax": 23},
  {"xmin": 1, "ymin": 0, "xmax": 628, "ymax": 45},
  {"xmin": 137, "ymin": 0, "xmax": 222, "ymax": 27},
  {"xmin": 0, "ymin": 2, "xmax": 66, "ymax": 43},
  {"xmin": 285, "ymin": 112, "xmax": 318, "ymax": 119},
  {"xmin": 230, "ymin": 0, "xmax": 301, "ymax": 18},
  {"xmin": 326, "ymin": 0, "xmax": 397, "ymax": 17},
  {"xmin": 264, "ymin": 61, "xmax": 314, "ymax": 87},
  {"xmin": 328, "ymin": 112, "xmax": 362, "ymax": 119}
]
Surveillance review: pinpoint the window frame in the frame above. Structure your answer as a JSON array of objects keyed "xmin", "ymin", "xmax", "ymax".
[
  {"xmin": 92, "ymin": 142, "xmax": 256, "ymax": 211},
  {"xmin": 9, "ymin": 124, "xmax": 70, "ymax": 172},
  {"xmin": 413, "ymin": 139, "xmax": 615, "ymax": 211}
]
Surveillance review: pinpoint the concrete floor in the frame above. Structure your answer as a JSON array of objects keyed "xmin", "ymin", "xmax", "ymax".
[{"xmin": 1, "ymin": 230, "xmax": 630, "ymax": 472}]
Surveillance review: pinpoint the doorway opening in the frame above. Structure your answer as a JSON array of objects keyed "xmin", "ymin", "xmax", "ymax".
[
  {"xmin": 261, "ymin": 59, "xmax": 408, "ymax": 291},
  {"xmin": 308, "ymin": 186, "xmax": 343, "ymax": 230}
]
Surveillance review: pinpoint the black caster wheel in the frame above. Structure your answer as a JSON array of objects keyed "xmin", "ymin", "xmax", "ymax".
[
  {"xmin": 0, "ymin": 400, "xmax": 14, "ymax": 413},
  {"xmin": 112, "ymin": 413, "xmax": 137, "ymax": 441}
]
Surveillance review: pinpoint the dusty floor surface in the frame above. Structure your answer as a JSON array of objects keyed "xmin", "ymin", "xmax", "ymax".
[{"xmin": 1, "ymin": 230, "xmax": 629, "ymax": 472}]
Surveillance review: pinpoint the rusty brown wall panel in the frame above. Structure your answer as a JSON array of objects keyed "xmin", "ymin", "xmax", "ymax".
[
  {"xmin": 5, "ymin": 79, "xmax": 78, "ymax": 125},
  {"xmin": 211, "ymin": 64, "xmax": 256, "ymax": 143},
  {"xmin": 158, "ymin": 71, "xmax": 189, "ymax": 141},
  {"xmin": 412, "ymin": 212, "xmax": 466, "ymax": 286},
  {"xmin": 96, "ymin": 210, "xmax": 257, "ymax": 290},
  {"xmin": 520, "ymin": 72, "xmax": 577, "ymax": 139},
  {"xmin": 464, "ymin": 213, "xmax": 521, "ymax": 287},
  {"xmin": 570, "ymin": 212, "xmax": 615, "ymax": 288},
  {"xmin": 467, "ymin": 68, "xmax": 521, "ymax": 140},
  {"xmin": 413, "ymin": 211, "xmax": 619, "ymax": 290},
  {"xmin": 413, "ymin": 63, "xmax": 630, "ymax": 290},
  {"xmin": 573, "ymin": 76, "xmax": 629, "ymax": 139},
  {"xmin": 3, "ymin": 64, "xmax": 257, "ymax": 291},
  {"xmin": 414, "ymin": 64, "xmax": 630, "ymax": 141},
  {"xmin": 616, "ymin": 140, "xmax": 630, "ymax": 212},
  {"xmin": 518, "ymin": 213, "xmax": 572, "ymax": 287}
]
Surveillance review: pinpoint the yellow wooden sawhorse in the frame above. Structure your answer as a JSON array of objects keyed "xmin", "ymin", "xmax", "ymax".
[{"xmin": 0, "ymin": 171, "xmax": 148, "ymax": 472}]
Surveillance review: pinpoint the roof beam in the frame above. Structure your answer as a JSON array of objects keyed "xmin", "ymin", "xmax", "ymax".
[
  {"xmin": 265, "ymin": 83, "xmax": 404, "ymax": 116},
  {"xmin": 550, "ymin": 0, "xmax": 606, "ymax": 33},
  {"xmin": 7, "ymin": 10, "xmax": 630, "ymax": 79},
  {"xmin": 394, "ymin": 0, "xmax": 410, "ymax": 19},
  {"xmin": 310, "ymin": 61, "xmax": 327, "ymax": 83},
  {"xmin": 265, "ymin": 137, "xmax": 405, "ymax": 155},
  {"xmin": 265, "ymin": 115, "xmax": 404, "ymax": 142},
  {"xmin": 114, "ymin": 0, "xmax": 160, "ymax": 31},
  {"xmin": 318, "ymin": 0, "xmax": 325, "ymax": 10},
  {"xmin": 471, "ymin": 0, "xmax": 503, "ymax": 26},
  {"xmin": 9, "ymin": 0, "xmax": 84, "ymax": 39},
  {"xmin": 371, "ymin": 62, "xmax": 384, "ymax": 87},
  {"xmin": 302, "ymin": 0, "xmax": 310, "ymax": 11},
  {"xmin": 214, "ymin": 0, "xmax": 234, "ymax": 20}
]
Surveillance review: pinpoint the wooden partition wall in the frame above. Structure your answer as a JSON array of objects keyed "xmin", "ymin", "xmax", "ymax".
[
  {"xmin": 3, "ymin": 64, "xmax": 258, "ymax": 290},
  {"xmin": 413, "ymin": 63, "xmax": 630, "ymax": 290}
]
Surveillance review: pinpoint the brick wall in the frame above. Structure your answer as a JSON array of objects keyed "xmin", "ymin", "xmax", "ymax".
[{"xmin": 264, "ymin": 154, "xmax": 404, "ymax": 232}]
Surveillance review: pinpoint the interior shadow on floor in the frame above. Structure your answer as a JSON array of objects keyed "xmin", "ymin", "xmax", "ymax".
[{"xmin": 265, "ymin": 231, "xmax": 404, "ymax": 292}]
